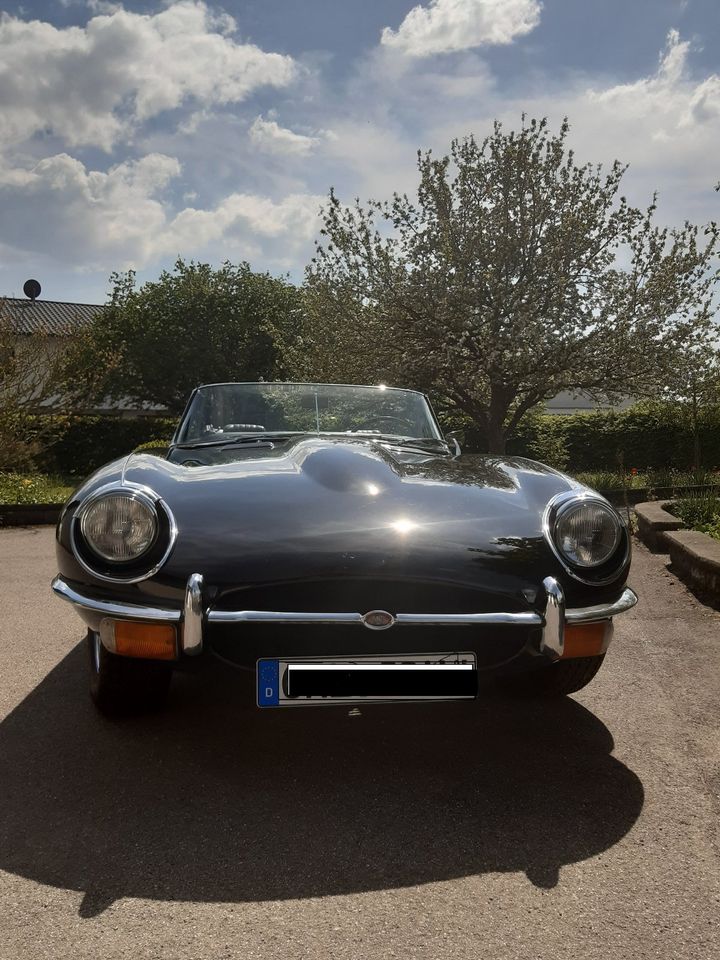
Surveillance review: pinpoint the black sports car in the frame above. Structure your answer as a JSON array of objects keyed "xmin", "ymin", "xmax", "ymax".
[{"xmin": 52, "ymin": 381, "xmax": 637, "ymax": 715}]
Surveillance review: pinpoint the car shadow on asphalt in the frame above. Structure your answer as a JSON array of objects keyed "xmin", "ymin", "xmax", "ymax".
[{"xmin": 0, "ymin": 643, "xmax": 644, "ymax": 917}]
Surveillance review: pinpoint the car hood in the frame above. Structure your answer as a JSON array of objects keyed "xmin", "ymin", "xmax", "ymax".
[
  {"xmin": 89, "ymin": 436, "xmax": 583, "ymax": 599},
  {"xmin": 132, "ymin": 434, "xmax": 575, "ymax": 519}
]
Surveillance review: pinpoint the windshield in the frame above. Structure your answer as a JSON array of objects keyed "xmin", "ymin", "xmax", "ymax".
[{"xmin": 176, "ymin": 382, "xmax": 443, "ymax": 445}]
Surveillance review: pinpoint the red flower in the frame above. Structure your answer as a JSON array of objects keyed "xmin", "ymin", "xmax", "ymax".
[{"xmin": 630, "ymin": 467, "xmax": 638, "ymax": 476}]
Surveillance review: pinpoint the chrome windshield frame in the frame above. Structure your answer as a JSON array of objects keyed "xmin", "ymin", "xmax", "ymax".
[{"xmin": 171, "ymin": 381, "xmax": 444, "ymax": 447}]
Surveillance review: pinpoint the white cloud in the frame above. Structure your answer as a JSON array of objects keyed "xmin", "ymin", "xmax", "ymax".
[
  {"xmin": 381, "ymin": 0, "xmax": 542, "ymax": 57},
  {"xmin": 162, "ymin": 192, "xmax": 324, "ymax": 251},
  {"xmin": 0, "ymin": 8, "xmax": 717, "ymax": 297},
  {"xmin": 589, "ymin": 30, "xmax": 720, "ymax": 136},
  {"xmin": 308, "ymin": 27, "xmax": 718, "ymax": 247},
  {"xmin": 0, "ymin": 153, "xmax": 180, "ymax": 268},
  {"xmin": 687, "ymin": 75, "xmax": 720, "ymax": 126},
  {"xmin": 554, "ymin": 29, "xmax": 720, "ymax": 227},
  {"xmin": 311, "ymin": 47, "xmax": 496, "ymax": 198},
  {"xmin": 0, "ymin": 2, "xmax": 297, "ymax": 150},
  {"xmin": 249, "ymin": 116, "xmax": 320, "ymax": 156},
  {"xmin": 410, "ymin": 29, "xmax": 720, "ymax": 229},
  {"xmin": 0, "ymin": 151, "xmax": 321, "ymax": 271}
]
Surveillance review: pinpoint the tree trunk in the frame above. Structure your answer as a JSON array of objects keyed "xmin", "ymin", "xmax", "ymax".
[
  {"xmin": 486, "ymin": 384, "xmax": 509, "ymax": 455},
  {"xmin": 486, "ymin": 419, "xmax": 507, "ymax": 455},
  {"xmin": 692, "ymin": 390, "xmax": 700, "ymax": 471}
]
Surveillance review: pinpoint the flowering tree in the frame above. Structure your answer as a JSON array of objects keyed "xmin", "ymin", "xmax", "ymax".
[
  {"xmin": 661, "ymin": 343, "xmax": 720, "ymax": 469},
  {"xmin": 304, "ymin": 118, "xmax": 719, "ymax": 452}
]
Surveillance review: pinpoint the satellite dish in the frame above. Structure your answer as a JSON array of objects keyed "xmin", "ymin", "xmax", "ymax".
[{"xmin": 23, "ymin": 279, "xmax": 41, "ymax": 302}]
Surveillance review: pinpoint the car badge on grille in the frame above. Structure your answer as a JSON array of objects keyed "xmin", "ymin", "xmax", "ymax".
[{"xmin": 361, "ymin": 610, "xmax": 395, "ymax": 630}]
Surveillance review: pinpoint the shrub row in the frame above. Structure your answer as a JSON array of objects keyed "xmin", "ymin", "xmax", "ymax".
[
  {"xmin": 22, "ymin": 415, "xmax": 176, "ymax": 477},
  {"xmin": 10, "ymin": 402, "xmax": 720, "ymax": 476},
  {"xmin": 505, "ymin": 404, "xmax": 720, "ymax": 471}
]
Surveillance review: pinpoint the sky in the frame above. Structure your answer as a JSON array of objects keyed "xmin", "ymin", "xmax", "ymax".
[{"xmin": 0, "ymin": 0, "xmax": 718, "ymax": 304}]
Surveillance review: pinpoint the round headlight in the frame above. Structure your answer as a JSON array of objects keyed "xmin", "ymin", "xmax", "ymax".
[
  {"xmin": 80, "ymin": 492, "xmax": 158, "ymax": 562},
  {"xmin": 554, "ymin": 500, "xmax": 621, "ymax": 568}
]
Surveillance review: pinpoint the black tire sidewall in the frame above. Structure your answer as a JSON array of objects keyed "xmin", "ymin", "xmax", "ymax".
[
  {"xmin": 500, "ymin": 654, "xmax": 606, "ymax": 698},
  {"xmin": 86, "ymin": 630, "xmax": 173, "ymax": 715}
]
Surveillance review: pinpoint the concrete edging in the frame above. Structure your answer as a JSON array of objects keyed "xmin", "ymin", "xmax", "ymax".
[
  {"xmin": 0, "ymin": 504, "xmax": 62, "ymax": 527},
  {"xmin": 634, "ymin": 500, "xmax": 685, "ymax": 552},
  {"xmin": 664, "ymin": 529, "xmax": 720, "ymax": 602}
]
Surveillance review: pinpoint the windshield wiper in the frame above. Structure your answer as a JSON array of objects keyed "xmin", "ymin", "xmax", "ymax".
[
  {"xmin": 174, "ymin": 432, "xmax": 297, "ymax": 450},
  {"xmin": 175, "ymin": 432, "xmax": 450, "ymax": 451},
  {"xmin": 373, "ymin": 435, "xmax": 450, "ymax": 449}
]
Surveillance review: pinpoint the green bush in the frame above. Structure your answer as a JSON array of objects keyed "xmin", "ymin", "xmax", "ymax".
[
  {"xmin": 644, "ymin": 467, "xmax": 676, "ymax": 488},
  {"xmin": 509, "ymin": 402, "xmax": 720, "ymax": 471},
  {"xmin": 19, "ymin": 415, "xmax": 176, "ymax": 476},
  {"xmin": 0, "ymin": 412, "xmax": 42, "ymax": 472},
  {"xmin": 0, "ymin": 472, "xmax": 74, "ymax": 505},
  {"xmin": 700, "ymin": 518, "xmax": 720, "ymax": 540},
  {"xmin": 573, "ymin": 470, "xmax": 641, "ymax": 491},
  {"xmin": 520, "ymin": 414, "xmax": 569, "ymax": 470},
  {"xmin": 671, "ymin": 492, "xmax": 720, "ymax": 536}
]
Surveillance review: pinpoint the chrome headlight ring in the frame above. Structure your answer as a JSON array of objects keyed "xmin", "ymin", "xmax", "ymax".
[
  {"xmin": 71, "ymin": 481, "xmax": 178, "ymax": 584},
  {"xmin": 80, "ymin": 488, "xmax": 158, "ymax": 562},
  {"xmin": 543, "ymin": 490, "xmax": 629, "ymax": 585}
]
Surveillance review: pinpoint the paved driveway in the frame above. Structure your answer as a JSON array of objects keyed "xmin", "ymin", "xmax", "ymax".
[{"xmin": 0, "ymin": 527, "xmax": 718, "ymax": 959}]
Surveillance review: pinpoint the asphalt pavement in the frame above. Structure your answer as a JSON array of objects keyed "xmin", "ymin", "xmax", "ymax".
[{"xmin": 0, "ymin": 526, "xmax": 718, "ymax": 960}]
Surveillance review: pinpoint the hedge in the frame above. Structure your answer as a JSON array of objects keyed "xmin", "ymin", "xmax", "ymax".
[
  {"xmin": 22, "ymin": 415, "xmax": 176, "ymax": 476},
  {"xmin": 506, "ymin": 404, "xmax": 720, "ymax": 471},
  {"xmin": 8, "ymin": 402, "xmax": 720, "ymax": 476}
]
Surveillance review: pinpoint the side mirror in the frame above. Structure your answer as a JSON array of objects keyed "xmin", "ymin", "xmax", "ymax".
[{"xmin": 445, "ymin": 429, "xmax": 464, "ymax": 456}]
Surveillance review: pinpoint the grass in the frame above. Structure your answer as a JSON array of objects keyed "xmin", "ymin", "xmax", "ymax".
[{"xmin": 0, "ymin": 472, "xmax": 74, "ymax": 505}]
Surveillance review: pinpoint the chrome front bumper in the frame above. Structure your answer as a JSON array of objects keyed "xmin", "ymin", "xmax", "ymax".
[{"xmin": 51, "ymin": 574, "xmax": 638, "ymax": 661}]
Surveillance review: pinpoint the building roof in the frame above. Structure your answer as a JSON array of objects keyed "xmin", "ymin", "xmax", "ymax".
[
  {"xmin": 1, "ymin": 297, "xmax": 102, "ymax": 336},
  {"xmin": 545, "ymin": 390, "xmax": 634, "ymax": 414}
]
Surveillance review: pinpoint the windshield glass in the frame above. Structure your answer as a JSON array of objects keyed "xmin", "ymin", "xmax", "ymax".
[{"xmin": 176, "ymin": 382, "xmax": 442, "ymax": 444}]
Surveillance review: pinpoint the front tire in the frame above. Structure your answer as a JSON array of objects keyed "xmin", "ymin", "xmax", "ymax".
[
  {"xmin": 87, "ymin": 630, "xmax": 172, "ymax": 716},
  {"xmin": 502, "ymin": 655, "xmax": 605, "ymax": 698}
]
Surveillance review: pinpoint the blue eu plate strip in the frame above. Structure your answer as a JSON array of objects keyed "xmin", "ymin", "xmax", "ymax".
[{"xmin": 257, "ymin": 659, "xmax": 280, "ymax": 706}]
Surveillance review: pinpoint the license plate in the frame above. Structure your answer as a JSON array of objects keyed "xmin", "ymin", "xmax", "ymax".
[{"xmin": 256, "ymin": 652, "xmax": 477, "ymax": 707}]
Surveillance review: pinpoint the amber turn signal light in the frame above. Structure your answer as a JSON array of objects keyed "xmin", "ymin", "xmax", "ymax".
[
  {"xmin": 561, "ymin": 621, "xmax": 610, "ymax": 659},
  {"xmin": 101, "ymin": 619, "xmax": 178, "ymax": 660}
]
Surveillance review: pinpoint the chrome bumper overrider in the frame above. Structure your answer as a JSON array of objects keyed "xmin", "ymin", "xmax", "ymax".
[{"xmin": 51, "ymin": 574, "xmax": 638, "ymax": 661}]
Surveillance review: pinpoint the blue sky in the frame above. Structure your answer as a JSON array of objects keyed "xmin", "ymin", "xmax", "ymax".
[{"xmin": 0, "ymin": 0, "xmax": 718, "ymax": 304}]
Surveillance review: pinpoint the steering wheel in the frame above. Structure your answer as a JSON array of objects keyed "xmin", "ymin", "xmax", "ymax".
[{"xmin": 353, "ymin": 415, "xmax": 414, "ymax": 433}]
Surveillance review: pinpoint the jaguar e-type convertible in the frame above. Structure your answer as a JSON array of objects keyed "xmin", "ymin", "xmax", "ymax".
[{"xmin": 52, "ymin": 381, "xmax": 637, "ymax": 715}]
